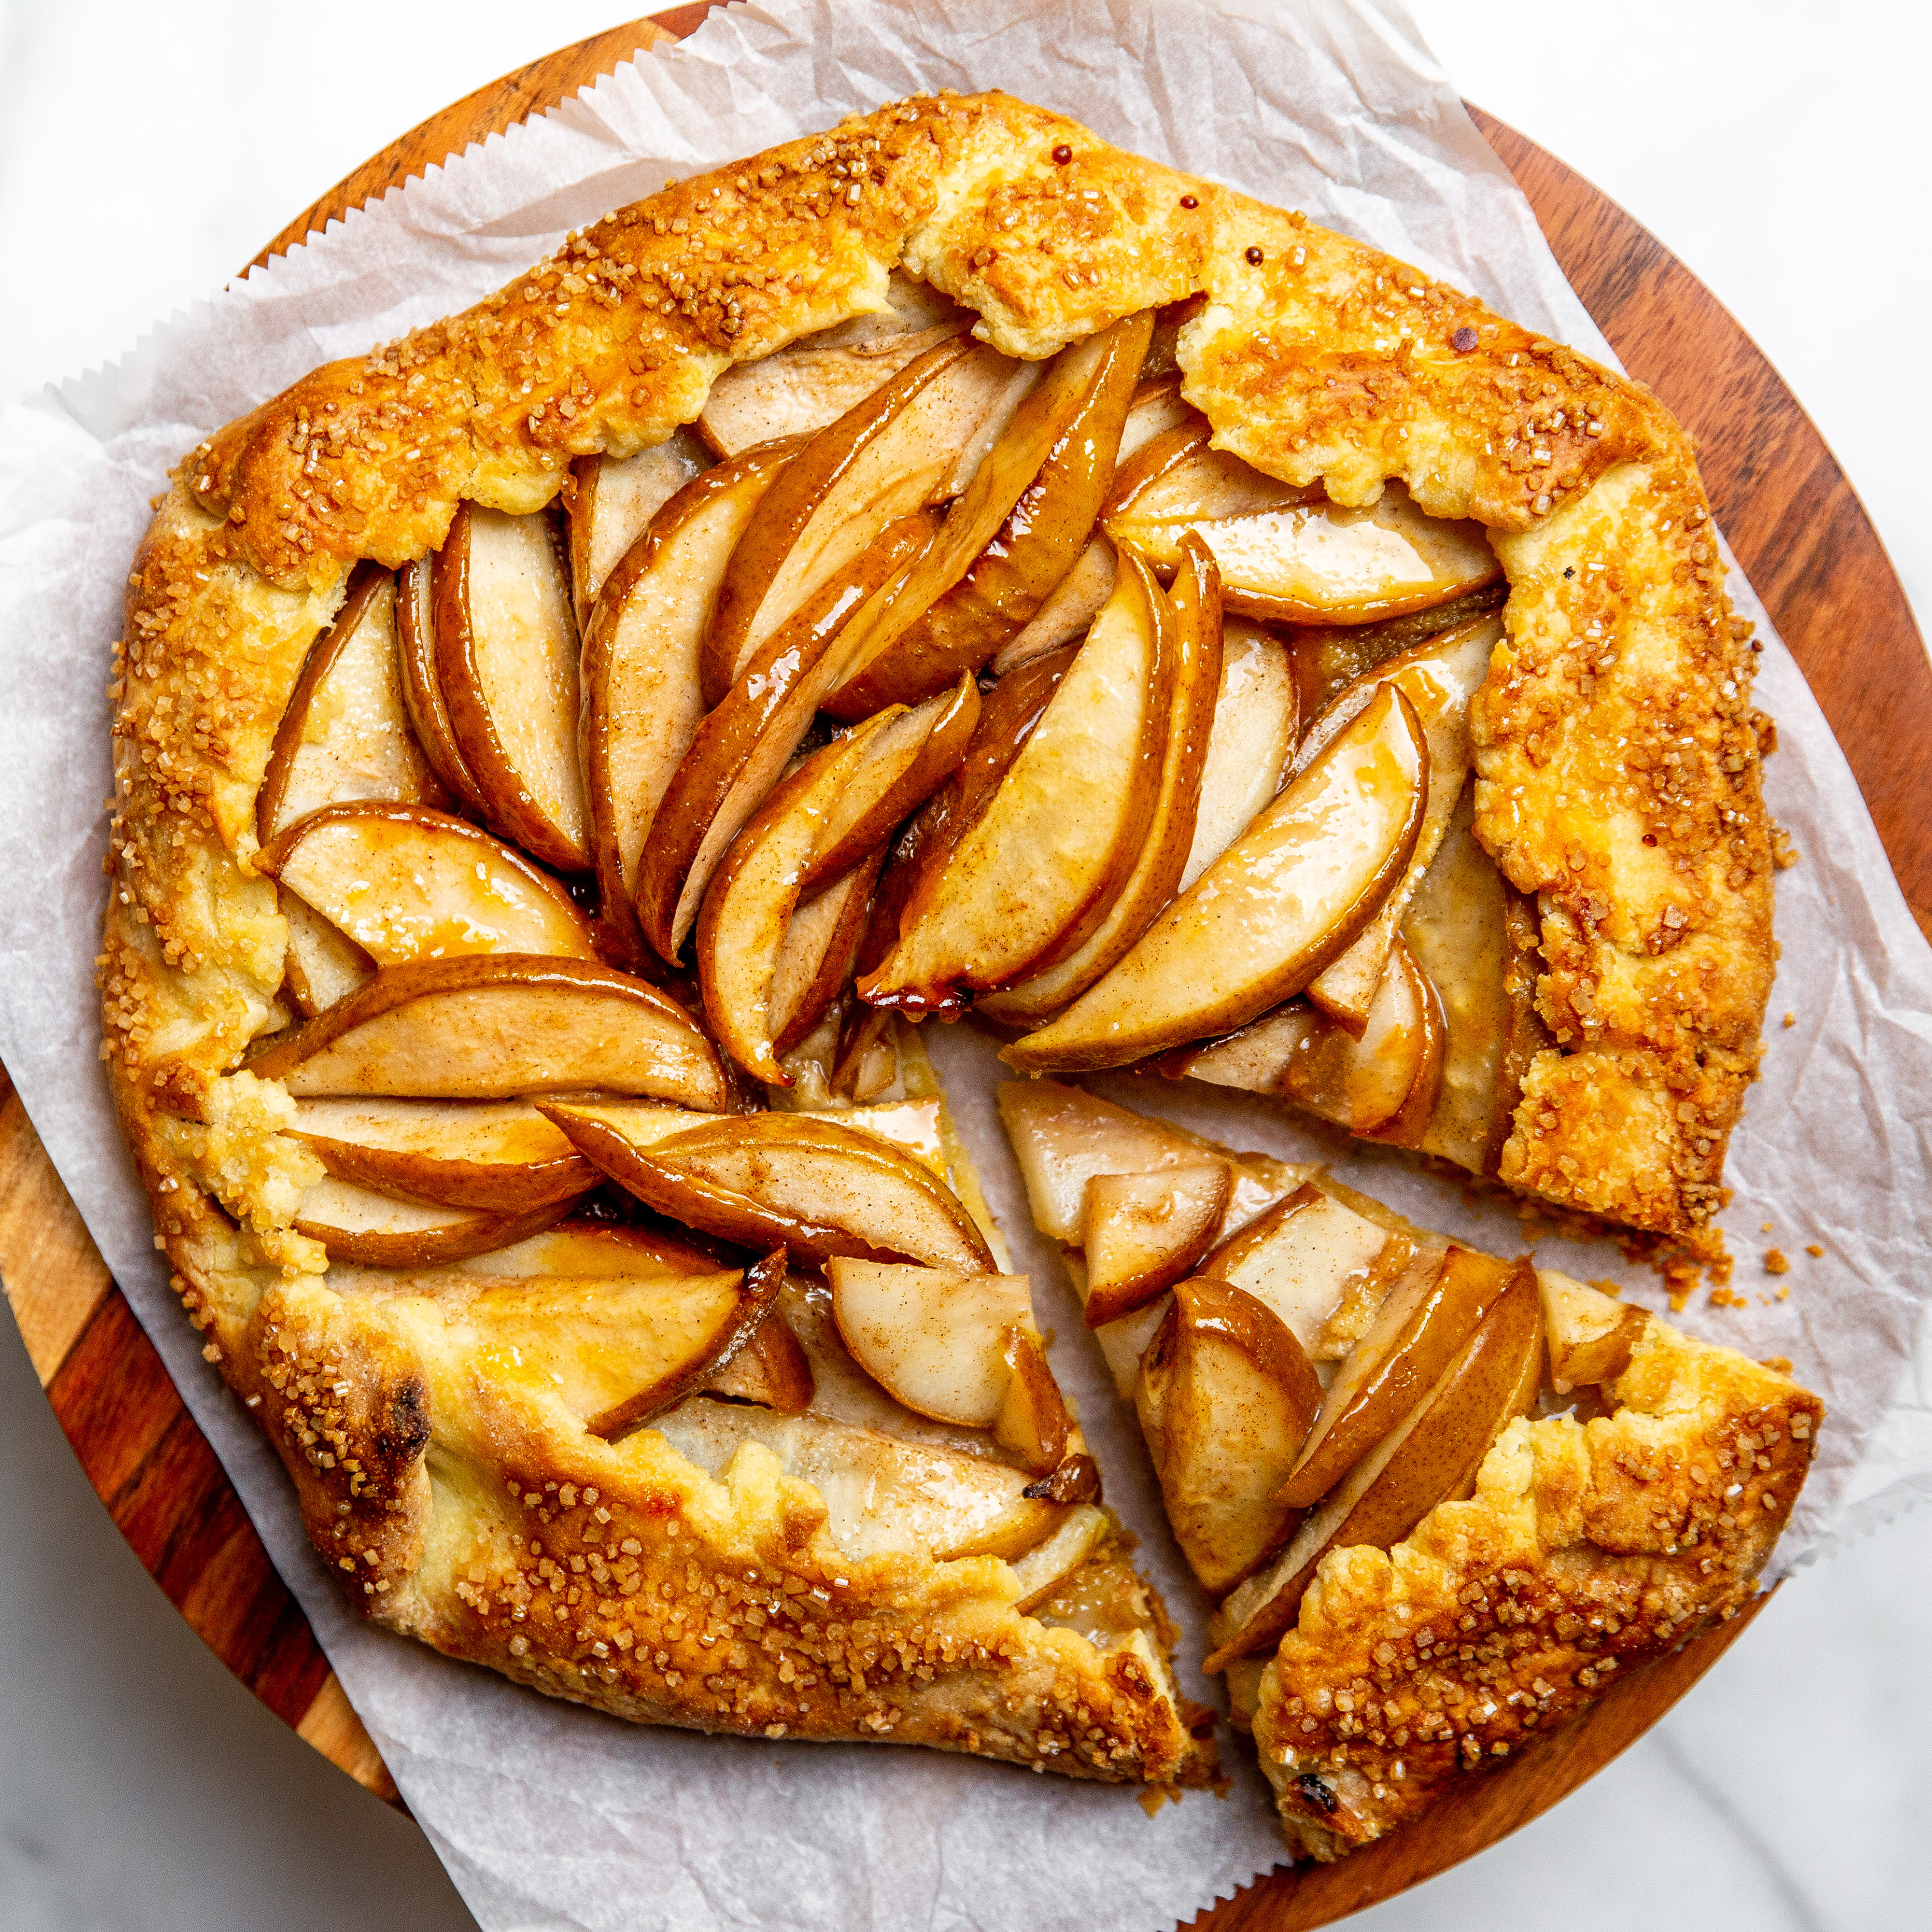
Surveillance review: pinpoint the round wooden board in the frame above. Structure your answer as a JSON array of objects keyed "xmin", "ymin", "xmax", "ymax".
[{"xmin": 4, "ymin": 6, "xmax": 1925, "ymax": 1924}]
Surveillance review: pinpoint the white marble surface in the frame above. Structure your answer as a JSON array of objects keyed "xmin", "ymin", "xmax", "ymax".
[{"xmin": 1, "ymin": 2, "xmax": 1927, "ymax": 1927}]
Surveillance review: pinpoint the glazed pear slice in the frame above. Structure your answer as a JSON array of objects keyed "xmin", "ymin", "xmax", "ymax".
[
  {"xmin": 282, "ymin": 897, "xmax": 375, "ymax": 1018},
  {"xmin": 250, "ymin": 956, "xmax": 728, "ymax": 1109},
  {"xmin": 702, "ymin": 336, "xmax": 1022, "ymax": 704},
  {"xmin": 1005, "ymin": 682, "xmax": 1428, "ymax": 1072},
  {"xmin": 1297, "ymin": 615, "xmax": 1502, "ymax": 1030},
  {"xmin": 990, "ymin": 538, "xmax": 1117, "ymax": 676},
  {"xmin": 334, "ymin": 1216, "xmax": 723, "ymax": 1293},
  {"xmin": 582, "ymin": 440, "xmax": 800, "ymax": 960},
  {"xmin": 259, "ymin": 804, "xmax": 595, "ymax": 966},
  {"xmin": 1208, "ymin": 1259, "xmax": 1543, "ymax": 1665},
  {"xmin": 768, "ymin": 855, "xmax": 883, "ymax": 1060},
  {"xmin": 565, "ymin": 428, "xmax": 710, "ymax": 629},
  {"xmin": 397, "ymin": 554, "xmax": 490, "ymax": 817},
  {"xmin": 540, "ymin": 1106, "xmax": 994, "ymax": 1270},
  {"xmin": 640, "ymin": 511, "xmax": 936, "ymax": 959},
  {"xmin": 1136, "ymin": 1276, "xmax": 1321, "ymax": 1596},
  {"xmin": 287, "ymin": 1096, "xmax": 594, "ymax": 1212},
  {"xmin": 697, "ymin": 272, "xmax": 972, "ymax": 456},
  {"xmin": 1281, "ymin": 1248, "xmax": 1525, "ymax": 1508},
  {"xmin": 1540, "ymin": 1270, "xmax": 1650, "ymax": 1391},
  {"xmin": 698, "ymin": 684, "xmax": 975, "ymax": 1080},
  {"xmin": 1110, "ymin": 440, "xmax": 1317, "ymax": 525},
  {"xmin": 994, "ymin": 1326, "xmax": 1074, "ymax": 1476},
  {"xmin": 1298, "ymin": 939, "xmax": 1445, "ymax": 1145},
  {"xmin": 826, "ymin": 1258, "xmax": 1034, "ymax": 1426},
  {"xmin": 981, "ymin": 535, "xmax": 1223, "ymax": 1024},
  {"xmin": 258, "ymin": 563, "xmax": 448, "ymax": 845},
  {"xmin": 1109, "ymin": 478, "xmax": 1501, "ymax": 626},
  {"xmin": 1180, "ymin": 618, "xmax": 1299, "ymax": 891},
  {"xmin": 825, "ymin": 313, "xmax": 1153, "ymax": 717},
  {"xmin": 293, "ymin": 1175, "xmax": 571, "ymax": 1267},
  {"xmin": 860, "ymin": 554, "xmax": 1168, "ymax": 1015},
  {"xmin": 432, "ymin": 503, "xmax": 589, "ymax": 869},
  {"xmin": 701, "ymin": 1308, "xmax": 816, "ymax": 1412},
  {"xmin": 1082, "ymin": 1161, "xmax": 1232, "ymax": 1328},
  {"xmin": 1286, "ymin": 584, "xmax": 1508, "ymax": 724}
]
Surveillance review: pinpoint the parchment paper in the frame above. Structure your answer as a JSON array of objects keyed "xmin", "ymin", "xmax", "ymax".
[{"xmin": 1, "ymin": 2, "xmax": 1929, "ymax": 1927}]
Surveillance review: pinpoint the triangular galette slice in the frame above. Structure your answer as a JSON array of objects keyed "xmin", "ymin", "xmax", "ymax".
[{"xmin": 998, "ymin": 1080, "xmax": 1821, "ymax": 1857}]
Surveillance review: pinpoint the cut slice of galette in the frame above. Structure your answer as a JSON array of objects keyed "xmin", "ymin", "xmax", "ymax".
[
  {"xmin": 998, "ymin": 1080, "xmax": 1821, "ymax": 1857},
  {"xmin": 108, "ymin": 90, "xmax": 1775, "ymax": 1787}
]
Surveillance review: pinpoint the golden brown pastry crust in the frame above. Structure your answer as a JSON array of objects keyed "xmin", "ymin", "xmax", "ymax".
[
  {"xmin": 103, "ymin": 89, "xmax": 1773, "ymax": 1771},
  {"xmin": 1249, "ymin": 1324, "xmax": 1819, "ymax": 1859}
]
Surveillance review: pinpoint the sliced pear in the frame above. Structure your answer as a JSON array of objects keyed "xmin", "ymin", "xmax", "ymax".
[
  {"xmin": 282, "ymin": 895, "xmax": 375, "ymax": 1018},
  {"xmin": 433, "ymin": 504, "xmax": 589, "ymax": 868},
  {"xmin": 397, "ymin": 554, "xmax": 490, "ymax": 817},
  {"xmin": 1136, "ymin": 1276, "xmax": 1321, "ymax": 1596},
  {"xmin": 1193, "ymin": 1185, "xmax": 1399, "ymax": 1359},
  {"xmin": 701, "ymin": 1307, "xmax": 816, "ymax": 1412},
  {"xmin": 1005, "ymin": 682, "xmax": 1428, "ymax": 1071},
  {"xmin": 1298, "ymin": 615, "xmax": 1502, "ymax": 1029},
  {"xmin": 980, "ymin": 534, "xmax": 1224, "ymax": 1025},
  {"xmin": 1540, "ymin": 1270, "xmax": 1649, "ymax": 1391},
  {"xmin": 860, "ymin": 554, "xmax": 1167, "ymax": 1015},
  {"xmin": 1108, "ymin": 478, "xmax": 1502, "ymax": 625},
  {"xmin": 1111, "ymin": 442, "xmax": 1317, "ymax": 526},
  {"xmin": 768, "ymin": 855, "xmax": 883, "ymax": 1061},
  {"xmin": 581, "ymin": 440, "xmax": 800, "ymax": 959},
  {"xmin": 294, "ymin": 1175, "xmax": 570, "ymax": 1266},
  {"xmin": 698, "ymin": 274, "xmax": 972, "ymax": 456},
  {"xmin": 1156, "ymin": 1004, "xmax": 1311, "ymax": 1094},
  {"xmin": 1286, "ymin": 583, "xmax": 1508, "ymax": 724},
  {"xmin": 650, "ymin": 1401, "xmax": 1061, "ymax": 1564},
  {"xmin": 541, "ymin": 1106, "xmax": 993, "ymax": 1270},
  {"xmin": 827, "ymin": 1258, "xmax": 1033, "ymax": 1426},
  {"xmin": 989, "ymin": 538, "xmax": 1117, "ymax": 676},
  {"xmin": 456, "ymin": 1216, "xmax": 724, "ymax": 1282},
  {"xmin": 1082, "ymin": 1162, "xmax": 1232, "ymax": 1328},
  {"xmin": 566, "ymin": 429, "xmax": 711, "ymax": 628},
  {"xmin": 1209, "ymin": 1259, "xmax": 1543, "ymax": 1665},
  {"xmin": 260, "ymin": 804, "xmax": 594, "ymax": 966},
  {"xmin": 1103, "ymin": 417, "xmax": 1211, "ymax": 518},
  {"xmin": 1009, "ymin": 1503, "xmax": 1112, "ymax": 1613},
  {"xmin": 250, "ymin": 956, "xmax": 728, "ymax": 1109},
  {"xmin": 1179, "ymin": 618, "xmax": 1299, "ymax": 892},
  {"xmin": 702, "ymin": 336, "xmax": 1022, "ymax": 704},
  {"xmin": 640, "ymin": 511, "xmax": 936, "ymax": 959},
  {"xmin": 996, "ymin": 1078, "xmax": 1297, "ymax": 1245},
  {"xmin": 826, "ymin": 313, "xmax": 1153, "ymax": 717},
  {"xmin": 993, "ymin": 1324, "xmax": 1073, "ymax": 1475},
  {"xmin": 258, "ymin": 564, "xmax": 447, "ymax": 843},
  {"xmin": 1119, "ymin": 373, "xmax": 1196, "ymax": 456},
  {"xmin": 287, "ymin": 1096, "xmax": 594, "ymax": 1212},
  {"xmin": 1281, "ymin": 1249, "xmax": 1526, "ymax": 1508}
]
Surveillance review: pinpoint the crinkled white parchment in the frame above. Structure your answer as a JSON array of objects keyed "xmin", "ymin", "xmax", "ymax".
[{"xmin": 1, "ymin": 3, "xmax": 1928, "ymax": 1928}]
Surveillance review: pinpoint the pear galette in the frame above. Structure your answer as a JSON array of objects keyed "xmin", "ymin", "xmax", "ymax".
[
  {"xmin": 105, "ymin": 91, "xmax": 1775, "ymax": 1797},
  {"xmin": 999, "ymin": 1081, "xmax": 1820, "ymax": 1858}
]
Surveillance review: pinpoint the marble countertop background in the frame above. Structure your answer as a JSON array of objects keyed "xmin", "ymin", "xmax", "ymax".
[{"xmin": 2, "ymin": 2, "xmax": 1926, "ymax": 1927}]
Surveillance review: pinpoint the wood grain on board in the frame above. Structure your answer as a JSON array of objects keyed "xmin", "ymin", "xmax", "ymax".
[{"xmin": 5, "ymin": 6, "xmax": 1921, "ymax": 1920}]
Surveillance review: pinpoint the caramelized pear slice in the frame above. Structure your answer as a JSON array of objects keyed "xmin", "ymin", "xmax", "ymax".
[
  {"xmin": 1298, "ymin": 615, "xmax": 1501, "ymax": 1030},
  {"xmin": 994, "ymin": 1324, "xmax": 1073, "ymax": 1475},
  {"xmin": 397, "ymin": 554, "xmax": 490, "ymax": 817},
  {"xmin": 1156, "ymin": 1003, "xmax": 1311, "ymax": 1094},
  {"xmin": 432, "ymin": 504, "xmax": 588, "ymax": 868},
  {"xmin": 826, "ymin": 1258, "xmax": 1034, "ymax": 1425},
  {"xmin": 1285, "ymin": 583, "xmax": 1507, "ymax": 723},
  {"xmin": 1540, "ymin": 1270, "xmax": 1649, "ymax": 1390},
  {"xmin": 701, "ymin": 1308, "xmax": 816, "ymax": 1412},
  {"xmin": 641, "ymin": 511, "xmax": 936, "ymax": 959},
  {"xmin": 1278, "ymin": 938, "xmax": 1444, "ymax": 1138},
  {"xmin": 1208, "ymin": 1259, "xmax": 1543, "ymax": 1665},
  {"xmin": 1136, "ymin": 1276, "xmax": 1321, "ymax": 1596},
  {"xmin": 294, "ymin": 1176, "xmax": 570, "ymax": 1266},
  {"xmin": 287, "ymin": 1096, "xmax": 594, "ymax": 1212},
  {"xmin": 1112, "ymin": 442, "xmax": 1317, "ymax": 525},
  {"xmin": 980, "ymin": 533, "xmax": 1223, "ymax": 1024},
  {"xmin": 1180, "ymin": 618, "xmax": 1299, "ymax": 891},
  {"xmin": 768, "ymin": 855, "xmax": 883, "ymax": 1061},
  {"xmin": 1005, "ymin": 682, "xmax": 1428, "ymax": 1071},
  {"xmin": 566, "ymin": 429, "xmax": 710, "ymax": 628},
  {"xmin": 582, "ymin": 440, "xmax": 800, "ymax": 960},
  {"xmin": 990, "ymin": 537, "xmax": 1117, "ymax": 675},
  {"xmin": 251, "ymin": 956, "xmax": 728, "ymax": 1109},
  {"xmin": 1009, "ymin": 1504, "xmax": 1111, "ymax": 1613},
  {"xmin": 258, "ymin": 564, "xmax": 447, "ymax": 845},
  {"xmin": 697, "ymin": 273, "xmax": 971, "ymax": 456},
  {"xmin": 1281, "ymin": 1248, "xmax": 1524, "ymax": 1508},
  {"xmin": 996, "ymin": 1077, "xmax": 1295, "ymax": 1244},
  {"xmin": 1108, "ymin": 478, "xmax": 1501, "ymax": 625},
  {"xmin": 260, "ymin": 804, "xmax": 595, "ymax": 966},
  {"xmin": 282, "ymin": 895, "xmax": 375, "ymax": 1018},
  {"xmin": 540, "ymin": 1106, "xmax": 994, "ymax": 1270},
  {"xmin": 703, "ymin": 336, "xmax": 1021, "ymax": 703},
  {"xmin": 860, "ymin": 554, "xmax": 1167, "ymax": 1015},
  {"xmin": 826, "ymin": 313, "xmax": 1152, "ymax": 716},
  {"xmin": 1082, "ymin": 1162, "xmax": 1232, "ymax": 1329}
]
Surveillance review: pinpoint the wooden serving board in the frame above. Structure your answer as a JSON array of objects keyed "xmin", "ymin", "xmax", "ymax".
[{"xmin": 4, "ymin": 8, "xmax": 1925, "ymax": 1925}]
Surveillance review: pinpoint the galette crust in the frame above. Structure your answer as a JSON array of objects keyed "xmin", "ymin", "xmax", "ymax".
[{"xmin": 101, "ymin": 89, "xmax": 1773, "ymax": 1767}]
